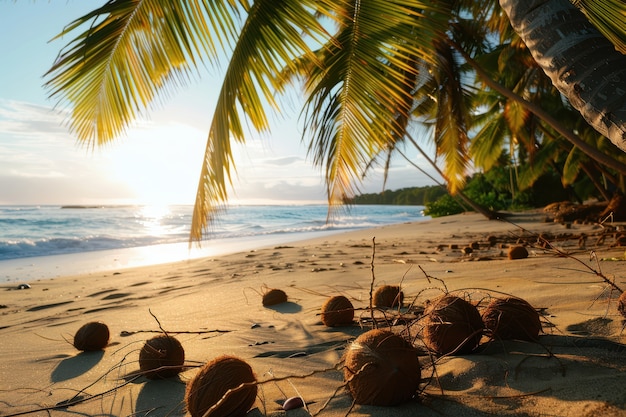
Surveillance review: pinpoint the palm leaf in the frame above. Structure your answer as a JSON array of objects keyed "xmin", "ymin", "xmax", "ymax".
[
  {"xmin": 190, "ymin": 0, "xmax": 328, "ymax": 240},
  {"xmin": 430, "ymin": 40, "xmax": 473, "ymax": 192},
  {"xmin": 571, "ymin": 0, "xmax": 626, "ymax": 53},
  {"xmin": 516, "ymin": 140, "xmax": 561, "ymax": 189},
  {"xmin": 300, "ymin": 0, "xmax": 449, "ymax": 207},
  {"xmin": 45, "ymin": 0, "xmax": 237, "ymax": 145},
  {"xmin": 470, "ymin": 107, "xmax": 509, "ymax": 170},
  {"xmin": 562, "ymin": 146, "xmax": 586, "ymax": 185}
]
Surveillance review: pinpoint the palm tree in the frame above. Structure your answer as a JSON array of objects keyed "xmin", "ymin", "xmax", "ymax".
[
  {"xmin": 499, "ymin": 0, "xmax": 626, "ymax": 150},
  {"xmin": 44, "ymin": 0, "xmax": 626, "ymax": 241}
]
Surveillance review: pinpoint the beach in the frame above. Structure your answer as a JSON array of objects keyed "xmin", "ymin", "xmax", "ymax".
[
  {"xmin": 1, "ymin": 210, "xmax": 625, "ymax": 417},
  {"xmin": 0, "ymin": 204, "xmax": 426, "ymax": 283}
]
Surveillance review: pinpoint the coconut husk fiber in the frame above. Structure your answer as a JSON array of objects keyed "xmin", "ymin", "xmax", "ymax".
[
  {"xmin": 507, "ymin": 245, "xmax": 528, "ymax": 259},
  {"xmin": 419, "ymin": 294, "xmax": 483, "ymax": 355},
  {"xmin": 185, "ymin": 355, "xmax": 257, "ymax": 417},
  {"xmin": 320, "ymin": 295, "xmax": 354, "ymax": 327},
  {"xmin": 139, "ymin": 334, "xmax": 185, "ymax": 379},
  {"xmin": 373, "ymin": 285, "xmax": 404, "ymax": 308},
  {"xmin": 343, "ymin": 328, "xmax": 421, "ymax": 406},
  {"xmin": 73, "ymin": 321, "xmax": 109, "ymax": 351},
  {"xmin": 262, "ymin": 288, "xmax": 288, "ymax": 306},
  {"xmin": 481, "ymin": 297, "xmax": 542, "ymax": 341},
  {"xmin": 618, "ymin": 291, "xmax": 626, "ymax": 319}
]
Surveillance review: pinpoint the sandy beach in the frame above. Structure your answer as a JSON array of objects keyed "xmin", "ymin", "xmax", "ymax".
[{"xmin": 2, "ymin": 210, "xmax": 625, "ymax": 417}]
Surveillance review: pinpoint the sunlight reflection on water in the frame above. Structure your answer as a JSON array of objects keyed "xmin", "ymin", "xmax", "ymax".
[{"xmin": 0, "ymin": 229, "xmax": 340, "ymax": 284}]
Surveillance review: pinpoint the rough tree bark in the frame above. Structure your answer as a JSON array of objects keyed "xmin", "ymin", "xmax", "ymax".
[{"xmin": 500, "ymin": 0, "xmax": 626, "ymax": 151}]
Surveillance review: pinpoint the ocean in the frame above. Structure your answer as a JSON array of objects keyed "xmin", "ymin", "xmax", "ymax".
[{"xmin": 0, "ymin": 204, "xmax": 428, "ymax": 283}]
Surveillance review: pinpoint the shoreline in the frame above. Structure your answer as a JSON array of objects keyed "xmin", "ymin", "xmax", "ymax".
[
  {"xmin": 0, "ymin": 228, "xmax": 349, "ymax": 284},
  {"xmin": 2, "ymin": 210, "xmax": 626, "ymax": 417},
  {"xmin": 0, "ymin": 204, "xmax": 429, "ymax": 284}
]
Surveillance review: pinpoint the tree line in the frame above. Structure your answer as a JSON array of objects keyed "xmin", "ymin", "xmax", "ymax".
[{"xmin": 345, "ymin": 185, "xmax": 447, "ymax": 206}]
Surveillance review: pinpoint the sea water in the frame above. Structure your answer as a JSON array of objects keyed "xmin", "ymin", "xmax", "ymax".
[{"xmin": 0, "ymin": 204, "xmax": 428, "ymax": 283}]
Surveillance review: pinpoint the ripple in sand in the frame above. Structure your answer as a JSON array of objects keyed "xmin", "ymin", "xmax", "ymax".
[{"xmin": 26, "ymin": 301, "xmax": 74, "ymax": 312}]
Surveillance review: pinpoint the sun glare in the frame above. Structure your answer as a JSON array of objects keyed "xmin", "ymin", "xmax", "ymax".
[
  {"xmin": 138, "ymin": 204, "xmax": 172, "ymax": 236},
  {"xmin": 107, "ymin": 122, "xmax": 205, "ymax": 205}
]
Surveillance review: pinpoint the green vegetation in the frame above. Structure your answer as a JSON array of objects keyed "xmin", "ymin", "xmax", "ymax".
[
  {"xmin": 351, "ymin": 168, "xmax": 576, "ymax": 218},
  {"xmin": 346, "ymin": 185, "xmax": 447, "ymax": 206},
  {"xmin": 421, "ymin": 172, "xmax": 565, "ymax": 217}
]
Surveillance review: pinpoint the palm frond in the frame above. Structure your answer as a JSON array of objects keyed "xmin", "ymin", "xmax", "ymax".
[
  {"xmin": 300, "ymin": 0, "xmax": 449, "ymax": 207},
  {"xmin": 45, "ymin": 0, "xmax": 239, "ymax": 145},
  {"xmin": 503, "ymin": 99, "xmax": 529, "ymax": 134},
  {"xmin": 516, "ymin": 140, "xmax": 561, "ymax": 189},
  {"xmin": 470, "ymin": 109, "xmax": 509, "ymax": 170},
  {"xmin": 571, "ymin": 0, "xmax": 626, "ymax": 53},
  {"xmin": 430, "ymin": 40, "xmax": 473, "ymax": 193},
  {"xmin": 562, "ymin": 146, "xmax": 586, "ymax": 185},
  {"xmin": 190, "ymin": 0, "xmax": 328, "ymax": 240}
]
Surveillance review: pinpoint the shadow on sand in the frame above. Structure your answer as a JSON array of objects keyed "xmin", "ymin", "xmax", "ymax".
[
  {"xmin": 51, "ymin": 350, "xmax": 105, "ymax": 382},
  {"xmin": 135, "ymin": 377, "xmax": 186, "ymax": 416}
]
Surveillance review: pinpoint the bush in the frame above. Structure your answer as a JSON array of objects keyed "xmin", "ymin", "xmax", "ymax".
[{"xmin": 423, "ymin": 195, "xmax": 464, "ymax": 217}]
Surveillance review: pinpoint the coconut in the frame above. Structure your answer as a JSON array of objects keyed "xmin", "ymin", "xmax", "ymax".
[
  {"xmin": 482, "ymin": 297, "xmax": 542, "ymax": 341},
  {"xmin": 618, "ymin": 291, "xmax": 626, "ymax": 319},
  {"xmin": 262, "ymin": 288, "xmax": 288, "ymax": 306},
  {"xmin": 508, "ymin": 245, "xmax": 528, "ymax": 259},
  {"xmin": 73, "ymin": 321, "xmax": 110, "ymax": 351},
  {"xmin": 373, "ymin": 285, "xmax": 404, "ymax": 308},
  {"xmin": 139, "ymin": 334, "xmax": 185, "ymax": 379},
  {"xmin": 421, "ymin": 294, "xmax": 483, "ymax": 355},
  {"xmin": 185, "ymin": 355, "xmax": 257, "ymax": 417},
  {"xmin": 321, "ymin": 295, "xmax": 354, "ymax": 327},
  {"xmin": 343, "ymin": 329, "xmax": 421, "ymax": 406}
]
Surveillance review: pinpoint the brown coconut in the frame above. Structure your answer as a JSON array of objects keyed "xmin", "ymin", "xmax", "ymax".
[
  {"xmin": 139, "ymin": 334, "xmax": 185, "ymax": 379},
  {"xmin": 461, "ymin": 246, "xmax": 473, "ymax": 255},
  {"xmin": 343, "ymin": 329, "xmax": 421, "ymax": 406},
  {"xmin": 185, "ymin": 355, "xmax": 257, "ymax": 417},
  {"xmin": 73, "ymin": 321, "xmax": 110, "ymax": 351},
  {"xmin": 421, "ymin": 294, "xmax": 483, "ymax": 355},
  {"xmin": 373, "ymin": 285, "xmax": 404, "ymax": 308},
  {"xmin": 321, "ymin": 295, "xmax": 355, "ymax": 327},
  {"xmin": 508, "ymin": 245, "xmax": 528, "ymax": 259},
  {"xmin": 262, "ymin": 288, "xmax": 287, "ymax": 306},
  {"xmin": 618, "ymin": 291, "xmax": 626, "ymax": 319},
  {"xmin": 482, "ymin": 297, "xmax": 542, "ymax": 341}
]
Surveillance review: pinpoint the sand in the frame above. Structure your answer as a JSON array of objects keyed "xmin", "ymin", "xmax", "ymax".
[{"xmin": 1, "ymin": 210, "xmax": 625, "ymax": 417}]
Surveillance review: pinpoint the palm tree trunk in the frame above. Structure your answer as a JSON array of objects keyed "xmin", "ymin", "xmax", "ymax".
[
  {"xmin": 499, "ymin": 0, "xmax": 626, "ymax": 151},
  {"xmin": 450, "ymin": 40, "xmax": 626, "ymax": 176}
]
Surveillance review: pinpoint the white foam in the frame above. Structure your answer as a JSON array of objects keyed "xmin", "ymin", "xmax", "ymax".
[{"xmin": 0, "ymin": 229, "xmax": 341, "ymax": 284}]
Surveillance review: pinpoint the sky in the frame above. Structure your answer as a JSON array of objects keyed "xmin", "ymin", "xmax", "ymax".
[{"xmin": 0, "ymin": 1, "xmax": 438, "ymax": 206}]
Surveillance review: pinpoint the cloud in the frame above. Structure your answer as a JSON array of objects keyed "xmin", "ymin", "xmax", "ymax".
[
  {"xmin": 0, "ymin": 100, "xmax": 201, "ymax": 204},
  {"xmin": 0, "ymin": 98, "xmax": 439, "ymax": 206},
  {"xmin": 0, "ymin": 100, "xmax": 70, "ymax": 140},
  {"xmin": 230, "ymin": 179, "xmax": 326, "ymax": 204},
  {"xmin": 0, "ymin": 174, "xmax": 135, "ymax": 205},
  {"xmin": 261, "ymin": 156, "xmax": 303, "ymax": 166}
]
